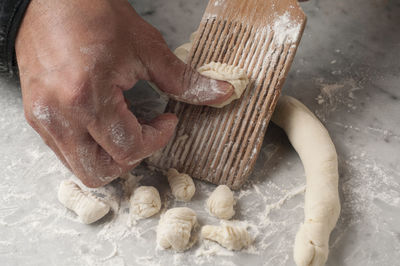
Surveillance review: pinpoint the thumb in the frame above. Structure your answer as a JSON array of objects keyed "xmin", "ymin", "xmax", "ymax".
[{"xmin": 140, "ymin": 38, "xmax": 234, "ymax": 105}]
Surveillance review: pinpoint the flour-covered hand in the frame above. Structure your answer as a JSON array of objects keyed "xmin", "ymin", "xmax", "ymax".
[{"xmin": 16, "ymin": 0, "xmax": 233, "ymax": 187}]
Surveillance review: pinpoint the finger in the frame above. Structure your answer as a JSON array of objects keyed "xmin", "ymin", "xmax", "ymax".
[
  {"xmin": 86, "ymin": 87, "xmax": 178, "ymax": 167},
  {"xmin": 140, "ymin": 113, "xmax": 178, "ymax": 156},
  {"xmin": 24, "ymin": 103, "xmax": 72, "ymax": 171},
  {"xmin": 59, "ymin": 132, "xmax": 123, "ymax": 188},
  {"xmin": 32, "ymin": 106, "xmax": 123, "ymax": 188},
  {"xmin": 28, "ymin": 118, "xmax": 72, "ymax": 171},
  {"xmin": 137, "ymin": 29, "xmax": 234, "ymax": 105}
]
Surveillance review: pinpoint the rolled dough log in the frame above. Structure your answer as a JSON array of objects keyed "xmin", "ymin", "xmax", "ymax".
[{"xmin": 271, "ymin": 95, "xmax": 341, "ymax": 266}]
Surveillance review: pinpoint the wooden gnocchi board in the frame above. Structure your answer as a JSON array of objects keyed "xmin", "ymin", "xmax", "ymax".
[{"xmin": 147, "ymin": 0, "xmax": 306, "ymax": 189}]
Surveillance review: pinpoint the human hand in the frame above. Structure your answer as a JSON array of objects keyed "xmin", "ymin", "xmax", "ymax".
[{"xmin": 16, "ymin": 0, "xmax": 233, "ymax": 187}]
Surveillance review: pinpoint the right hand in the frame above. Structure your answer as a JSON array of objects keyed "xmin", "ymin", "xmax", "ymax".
[{"xmin": 15, "ymin": 0, "xmax": 233, "ymax": 187}]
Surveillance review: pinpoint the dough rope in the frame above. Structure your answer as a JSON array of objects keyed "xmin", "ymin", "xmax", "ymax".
[
  {"xmin": 167, "ymin": 168, "xmax": 195, "ymax": 202},
  {"xmin": 271, "ymin": 95, "xmax": 341, "ymax": 266},
  {"xmin": 130, "ymin": 186, "xmax": 161, "ymax": 219},
  {"xmin": 201, "ymin": 222, "xmax": 252, "ymax": 251},
  {"xmin": 58, "ymin": 180, "xmax": 110, "ymax": 224},
  {"xmin": 206, "ymin": 185, "xmax": 236, "ymax": 220},
  {"xmin": 157, "ymin": 207, "xmax": 198, "ymax": 251}
]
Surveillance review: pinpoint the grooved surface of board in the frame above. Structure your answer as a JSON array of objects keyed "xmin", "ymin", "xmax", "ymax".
[{"xmin": 148, "ymin": 0, "xmax": 306, "ymax": 189}]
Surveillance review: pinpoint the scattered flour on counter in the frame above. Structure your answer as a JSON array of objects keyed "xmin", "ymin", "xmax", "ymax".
[
  {"xmin": 1, "ymin": 76, "xmax": 400, "ymax": 265},
  {"xmin": 2, "ymin": 141, "xmax": 400, "ymax": 265},
  {"xmin": 314, "ymin": 78, "xmax": 362, "ymax": 120}
]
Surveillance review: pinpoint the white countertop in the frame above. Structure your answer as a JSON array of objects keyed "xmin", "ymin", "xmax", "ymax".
[{"xmin": 1, "ymin": 0, "xmax": 399, "ymax": 265}]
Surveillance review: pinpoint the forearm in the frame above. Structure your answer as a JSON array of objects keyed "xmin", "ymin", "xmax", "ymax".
[{"xmin": 0, "ymin": 0, "xmax": 31, "ymax": 78}]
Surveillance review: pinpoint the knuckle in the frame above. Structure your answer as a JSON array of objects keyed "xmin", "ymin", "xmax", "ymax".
[
  {"xmin": 63, "ymin": 76, "xmax": 91, "ymax": 107},
  {"xmin": 24, "ymin": 93, "xmax": 53, "ymax": 126}
]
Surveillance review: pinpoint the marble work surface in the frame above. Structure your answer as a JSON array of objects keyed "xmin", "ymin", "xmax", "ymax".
[{"xmin": 0, "ymin": 0, "xmax": 399, "ymax": 265}]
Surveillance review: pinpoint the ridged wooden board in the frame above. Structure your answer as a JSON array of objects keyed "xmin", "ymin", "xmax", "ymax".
[{"xmin": 147, "ymin": 0, "xmax": 306, "ymax": 189}]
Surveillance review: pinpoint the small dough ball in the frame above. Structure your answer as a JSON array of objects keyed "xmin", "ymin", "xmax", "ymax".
[
  {"xmin": 157, "ymin": 207, "xmax": 197, "ymax": 251},
  {"xmin": 130, "ymin": 186, "xmax": 161, "ymax": 219},
  {"xmin": 167, "ymin": 168, "xmax": 195, "ymax": 202},
  {"xmin": 58, "ymin": 180, "xmax": 110, "ymax": 224},
  {"xmin": 206, "ymin": 185, "xmax": 235, "ymax": 220},
  {"xmin": 197, "ymin": 62, "xmax": 249, "ymax": 108},
  {"xmin": 201, "ymin": 223, "xmax": 252, "ymax": 250}
]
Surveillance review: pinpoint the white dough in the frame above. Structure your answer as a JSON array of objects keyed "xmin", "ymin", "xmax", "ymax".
[
  {"xmin": 173, "ymin": 42, "xmax": 192, "ymax": 63},
  {"xmin": 57, "ymin": 180, "xmax": 110, "ymax": 224},
  {"xmin": 157, "ymin": 207, "xmax": 198, "ymax": 251},
  {"xmin": 171, "ymin": 34, "xmax": 249, "ymax": 108},
  {"xmin": 271, "ymin": 95, "xmax": 341, "ymax": 266},
  {"xmin": 201, "ymin": 223, "xmax": 252, "ymax": 251},
  {"xmin": 167, "ymin": 168, "xmax": 195, "ymax": 202},
  {"xmin": 130, "ymin": 186, "xmax": 161, "ymax": 219},
  {"xmin": 197, "ymin": 62, "xmax": 249, "ymax": 108},
  {"xmin": 172, "ymin": 31, "xmax": 197, "ymax": 64},
  {"xmin": 206, "ymin": 185, "xmax": 235, "ymax": 220}
]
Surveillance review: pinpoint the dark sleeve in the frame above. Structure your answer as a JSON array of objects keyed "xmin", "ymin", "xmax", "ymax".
[{"xmin": 0, "ymin": 0, "xmax": 31, "ymax": 79}]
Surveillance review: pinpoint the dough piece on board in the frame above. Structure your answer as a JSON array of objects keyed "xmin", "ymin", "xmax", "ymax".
[
  {"xmin": 206, "ymin": 185, "xmax": 235, "ymax": 220},
  {"xmin": 201, "ymin": 223, "xmax": 252, "ymax": 251},
  {"xmin": 157, "ymin": 207, "xmax": 198, "ymax": 251},
  {"xmin": 130, "ymin": 186, "xmax": 161, "ymax": 219},
  {"xmin": 167, "ymin": 168, "xmax": 195, "ymax": 202},
  {"xmin": 271, "ymin": 95, "xmax": 341, "ymax": 266},
  {"xmin": 172, "ymin": 34, "xmax": 249, "ymax": 108},
  {"xmin": 197, "ymin": 62, "xmax": 249, "ymax": 108},
  {"xmin": 58, "ymin": 180, "xmax": 110, "ymax": 224}
]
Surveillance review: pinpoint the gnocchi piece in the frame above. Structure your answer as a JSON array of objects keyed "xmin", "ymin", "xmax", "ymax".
[
  {"xmin": 169, "ymin": 34, "xmax": 249, "ymax": 108},
  {"xmin": 206, "ymin": 185, "xmax": 235, "ymax": 220},
  {"xmin": 58, "ymin": 180, "xmax": 110, "ymax": 224},
  {"xmin": 167, "ymin": 168, "xmax": 195, "ymax": 202},
  {"xmin": 197, "ymin": 62, "xmax": 249, "ymax": 108},
  {"xmin": 130, "ymin": 186, "xmax": 161, "ymax": 219},
  {"xmin": 201, "ymin": 223, "xmax": 252, "ymax": 251},
  {"xmin": 157, "ymin": 207, "xmax": 197, "ymax": 251}
]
